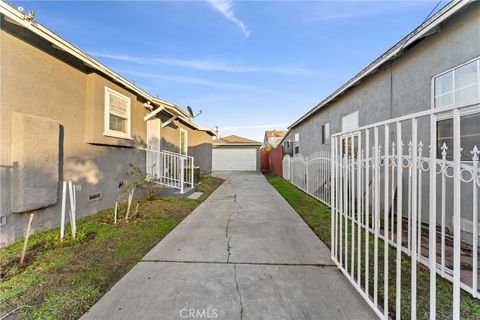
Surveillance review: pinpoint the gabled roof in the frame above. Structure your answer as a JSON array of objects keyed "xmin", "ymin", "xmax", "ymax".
[
  {"xmin": 288, "ymin": 0, "xmax": 473, "ymax": 130},
  {"xmin": 213, "ymin": 135, "xmax": 262, "ymax": 146},
  {"xmin": 264, "ymin": 130, "xmax": 288, "ymax": 138},
  {"xmin": 0, "ymin": 2, "xmax": 216, "ymax": 135}
]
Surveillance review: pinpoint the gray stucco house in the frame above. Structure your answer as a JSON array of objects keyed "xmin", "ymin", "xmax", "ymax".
[
  {"xmin": 281, "ymin": 0, "xmax": 479, "ymax": 238},
  {"xmin": 0, "ymin": 3, "xmax": 215, "ymax": 247}
]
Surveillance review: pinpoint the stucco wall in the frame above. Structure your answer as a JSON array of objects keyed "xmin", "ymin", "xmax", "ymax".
[
  {"xmin": 161, "ymin": 120, "xmax": 213, "ymax": 174},
  {"xmin": 0, "ymin": 19, "xmax": 213, "ymax": 246}
]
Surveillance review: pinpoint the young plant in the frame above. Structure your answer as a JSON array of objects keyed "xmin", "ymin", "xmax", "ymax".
[{"xmin": 121, "ymin": 164, "xmax": 158, "ymax": 201}]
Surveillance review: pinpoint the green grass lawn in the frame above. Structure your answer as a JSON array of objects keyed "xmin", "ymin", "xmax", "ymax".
[
  {"xmin": 265, "ymin": 172, "xmax": 480, "ymax": 320},
  {"xmin": 0, "ymin": 176, "xmax": 223, "ymax": 320}
]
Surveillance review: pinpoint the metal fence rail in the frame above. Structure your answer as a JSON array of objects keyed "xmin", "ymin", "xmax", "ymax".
[
  {"xmin": 330, "ymin": 103, "xmax": 480, "ymax": 319},
  {"xmin": 145, "ymin": 149, "xmax": 194, "ymax": 193}
]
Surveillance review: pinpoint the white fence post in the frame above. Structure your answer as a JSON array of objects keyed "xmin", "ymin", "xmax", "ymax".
[
  {"xmin": 428, "ymin": 113, "xmax": 437, "ymax": 320},
  {"xmin": 180, "ymin": 157, "xmax": 185, "ymax": 194},
  {"xmin": 191, "ymin": 158, "xmax": 195, "ymax": 188},
  {"xmin": 452, "ymin": 108, "xmax": 461, "ymax": 320}
]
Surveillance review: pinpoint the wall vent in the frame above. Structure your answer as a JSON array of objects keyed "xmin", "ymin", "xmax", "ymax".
[{"xmin": 89, "ymin": 192, "xmax": 102, "ymax": 201}]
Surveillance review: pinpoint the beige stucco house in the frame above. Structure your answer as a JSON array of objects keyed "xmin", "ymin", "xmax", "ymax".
[
  {"xmin": 263, "ymin": 130, "xmax": 288, "ymax": 148},
  {"xmin": 0, "ymin": 3, "xmax": 215, "ymax": 246}
]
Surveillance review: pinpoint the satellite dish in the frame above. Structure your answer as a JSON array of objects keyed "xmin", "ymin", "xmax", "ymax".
[
  {"xmin": 187, "ymin": 106, "xmax": 194, "ymax": 118},
  {"xmin": 186, "ymin": 106, "xmax": 203, "ymax": 118}
]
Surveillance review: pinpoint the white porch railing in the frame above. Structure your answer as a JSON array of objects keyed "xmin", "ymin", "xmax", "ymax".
[
  {"xmin": 330, "ymin": 103, "xmax": 480, "ymax": 319},
  {"xmin": 145, "ymin": 149, "xmax": 194, "ymax": 193}
]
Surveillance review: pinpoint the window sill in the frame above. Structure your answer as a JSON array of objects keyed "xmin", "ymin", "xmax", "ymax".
[{"xmin": 103, "ymin": 131, "xmax": 133, "ymax": 140}]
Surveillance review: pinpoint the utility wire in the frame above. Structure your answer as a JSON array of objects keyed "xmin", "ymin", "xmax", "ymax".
[
  {"xmin": 398, "ymin": 0, "xmax": 445, "ymax": 52},
  {"xmin": 422, "ymin": 0, "xmax": 445, "ymax": 24}
]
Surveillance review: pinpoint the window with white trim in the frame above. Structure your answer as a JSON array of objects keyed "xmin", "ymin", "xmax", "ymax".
[
  {"xmin": 341, "ymin": 111, "xmax": 359, "ymax": 132},
  {"xmin": 294, "ymin": 133, "xmax": 300, "ymax": 154},
  {"xmin": 433, "ymin": 58, "xmax": 480, "ymax": 108},
  {"xmin": 104, "ymin": 87, "xmax": 131, "ymax": 139},
  {"xmin": 180, "ymin": 128, "xmax": 188, "ymax": 156},
  {"xmin": 433, "ymin": 58, "xmax": 480, "ymax": 161},
  {"xmin": 436, "ymin": 109, "xmax": 480, "ymax": 161},
  {"xmin": 321, "ymin": 123, "xmax": 330, "ymax": 144}
]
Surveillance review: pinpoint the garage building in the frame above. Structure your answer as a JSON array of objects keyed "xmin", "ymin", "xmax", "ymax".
[{"xmin": 212, "ymin": 135, "xmax": 261, "ymax": 171}]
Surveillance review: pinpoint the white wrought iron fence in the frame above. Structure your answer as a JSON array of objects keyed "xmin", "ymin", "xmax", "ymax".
[
  {"xmin": 306, "ymin": 151, "xmax": 331, "ymax": 206},
  {"xmin": 283, "ymin": 150, "xmax": 331, "ymax": 206},
  {"xmin": 145, "ymin": 149, "xmax": 194, "ymax": 193},
  {"xmin": 330, "ymin": 103, "xmax": 480, "ymax": 319},
  {"xmin": 282, "ymin": 154, "xmax": 291, "ymax": 180},
  {"xmin": 291, "ymin": 154, "xmax": 306, "ymax": 191}
]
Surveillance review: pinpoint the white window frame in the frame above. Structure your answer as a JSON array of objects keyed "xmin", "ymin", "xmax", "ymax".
[
  {"xmin": 104, "ymin": 87, "xmax": 131, "ymax": 139},
  {"xmin": 322, "ymin": 122, "xmax": 330, "ymax": 144},
  {"xmin": 431, "ymin": 57, "xmax": 480, "ymax": 109},
  {"xmin": 293, "ymin": 133, "xmax": 300, "ymax": 155},
  {"xmin": 436, "ymin": 106, "xmax": 480, "ymax": 162},
  {"xmin": 341, "ymin": 132, "xmax": 360, "ymax": 157},
  {"xmin": 179, "ymin": 128, "xmax": 188, "ymax": 156},
  {"xmin": 341, "ymin": 111, "xmax": 359, "ymax": 132}
]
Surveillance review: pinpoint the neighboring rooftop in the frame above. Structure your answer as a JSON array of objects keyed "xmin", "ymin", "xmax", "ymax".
[
  {"xmin": 213, "ymin": 135, "xmax": 262, "ymax": 146},
  {"xmin": 264, "ymin": 130, "xmax": 288, "ymax": 138}
]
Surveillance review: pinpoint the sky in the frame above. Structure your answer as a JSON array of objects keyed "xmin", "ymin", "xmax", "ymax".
[{"xmin": 16, "ymin": 0, "xmax": 447, "ymax": 141}]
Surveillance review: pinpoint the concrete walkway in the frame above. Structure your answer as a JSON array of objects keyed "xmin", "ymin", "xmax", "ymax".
[{"xmin": 81, "ymin": 172, "xmax": 375, "ymax": 320}]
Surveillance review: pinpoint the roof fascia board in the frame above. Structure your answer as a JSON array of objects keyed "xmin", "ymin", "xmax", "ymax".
[{"xmin": 198, "ymin": 127, "xmax": 217, "ymax": 136}]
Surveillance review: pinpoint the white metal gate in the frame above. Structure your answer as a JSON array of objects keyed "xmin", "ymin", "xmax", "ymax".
[
  {"xmin": 145, "ymin": 118, "xmax": 194, "ymax": 193},
  {"xmin": 330, "ymin": 103, "xmax": 480, "ymax": 319},
  {"xmin": 282, "ymin": 151, "xmax": 331, "ymax": 206}
]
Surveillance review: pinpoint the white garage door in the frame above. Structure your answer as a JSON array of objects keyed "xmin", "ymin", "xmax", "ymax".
[{"xmin": 212, "ymin": 147, "xmax": 258, "ymax": 171}]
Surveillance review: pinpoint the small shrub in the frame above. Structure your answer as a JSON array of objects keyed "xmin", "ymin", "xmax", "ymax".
[{"xmin": 121, "ymin": 164, "xmax": 158, "ymax": 201}]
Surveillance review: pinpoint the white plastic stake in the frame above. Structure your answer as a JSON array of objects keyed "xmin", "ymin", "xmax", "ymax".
[
  {"xmin": 125, "ymin": 188, "xmax": 135, "ymax": 221},
  {"xmin": 114, "ymin": 202, "xmax": 118, "ymax": 224},
  {"xmin": 72, "ymin": 183, "xmax": 76, "ymax": 237},
  {"xmin": 60, "ymin": 181, "xmax": 67, "ymax": 240},
  {"xmin": 20, "ymin": 213, "xmax": 35, "ymax": 265},
  {"xmin": 68, "ymin": 181, "xmax": 76, "ymax": 238}
]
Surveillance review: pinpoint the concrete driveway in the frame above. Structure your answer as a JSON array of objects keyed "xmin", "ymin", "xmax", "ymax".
[{"xmin": 81, "ymin": 172, "xmax": 375, "ymax": 320}]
